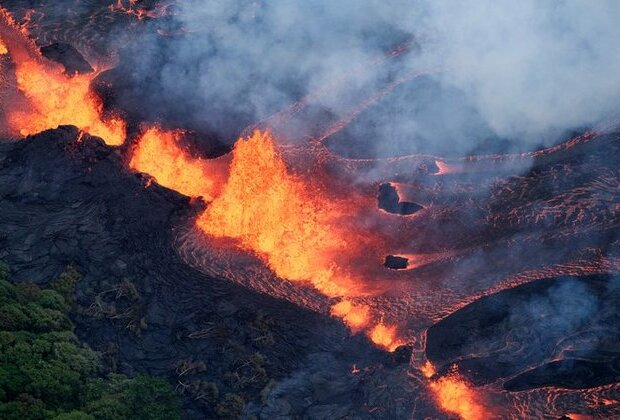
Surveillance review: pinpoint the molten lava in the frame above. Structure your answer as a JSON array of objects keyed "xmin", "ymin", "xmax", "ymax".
[
  {"xmin": 189, "ymin": 130, "xmax": 403, "ymax": 350},
  {"xmin": 129, "ymin": 127, "xmax": 227, "ymax": 200},
  {"xmin": 331, "ymin": 300, "xmax": 371, "ymax": 331},
  {"xmin": 420, "ymin": 360, "xmax": 436, "ymax": 378},
  {"xmin": 430, "ymin": 373, "xmax": 487, "ymax": 420},
  {"xmin": 8, "ymin": 60, "xmax": 126, "ymax": 144},
  {"xmin": 368, "ymin": 322, "xmax": 404, "ymax": 351},
  {"xmin": 196, "ymin": 130, "xmax": 362, "ymax": 298},
  {"xmin": 0, "ymin": 8, "xmax": 125, "ymax": 145}
]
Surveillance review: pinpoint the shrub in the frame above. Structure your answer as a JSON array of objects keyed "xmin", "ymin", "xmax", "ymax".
[{"xmin": 0, "ymin": 265, "xmax": 181, "ymax": 419}]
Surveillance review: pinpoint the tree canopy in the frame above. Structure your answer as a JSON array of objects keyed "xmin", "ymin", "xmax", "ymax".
[{"xmin": 0, "ymin": 262, "xmax": 181, "ymax": 420}]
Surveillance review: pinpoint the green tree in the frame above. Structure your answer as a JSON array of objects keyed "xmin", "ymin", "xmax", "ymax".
[{"xmin": 0, "ymin": 263, "xmax": 181, "ymax": 419}]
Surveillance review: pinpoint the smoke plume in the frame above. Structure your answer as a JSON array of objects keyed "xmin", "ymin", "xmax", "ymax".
[{"xmin": 103, "ymin": 0, "xmax": 620, "ymax": 156}]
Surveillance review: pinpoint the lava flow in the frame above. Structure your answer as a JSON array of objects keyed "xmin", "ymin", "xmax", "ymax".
[
  {"xmin": 194, "ymin": 130, "xmax": 404, "ymax": 350},
  {"xmin": 0, "ymin": 8, "xmax": 125, "ymax": 145},
  {"xmin": 429, "ymin": 373, "xmax": 488, "ymax": 420},
  {"xmin": 129, "ymin": 127, "xmax": 228, "ymax": 201},
  {"xmin": 196, "ymin": 130, "xmax": 361, "ymax": 298},
  {"xmin": 131, "ymin": 127, "xmax": 404, "ymax": 351}
]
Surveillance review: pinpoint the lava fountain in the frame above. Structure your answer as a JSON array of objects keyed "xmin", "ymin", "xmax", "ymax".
[
  {"xmin": 129, "ymin": 127, "xmax": 228, "ymax": 201},
  {"xmin": 0, "ymin": 8, "xmax": 125, "ymax": 145},
  {"xmin": 132, "ymin": 127, "xmax": 405, "ymax": 351}
]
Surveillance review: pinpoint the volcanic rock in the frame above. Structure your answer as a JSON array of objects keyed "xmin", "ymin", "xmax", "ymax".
[
  {"xmin": 384, "ymin": 255, "xmax": 409, "ymax": 270},
  {"xmin": 426, "ymin": 274, "xmax": 620, "ymax": 390},
  {"xmin": 378, "ymin": 182, "xmax": 423, "ymax": 215},
  {"xmin": 40, "ymin": 42, "xmax": 94, "ymax": 75}
]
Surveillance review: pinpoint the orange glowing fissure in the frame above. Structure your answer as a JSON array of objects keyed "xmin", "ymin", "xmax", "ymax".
[
  {"xmin": 1, "ymin": 9, "xmax": 404, "ymax": 352},
  {"xmin": 0, "ymin": 10, "xmax": 126, "ymax": 145},
  {"xmin": 426, "ymin": 363, "xmax": 488, "ymax": 420},
  {"xmin": 131, "ymin": 128, "xmax": 405, "ymax": 351}
]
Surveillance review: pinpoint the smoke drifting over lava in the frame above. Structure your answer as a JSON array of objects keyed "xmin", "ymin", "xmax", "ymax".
[
  {"xmin": 0, "ymin": 1, "xmax": 619, "ymax": 419},
  {"xmin": 103, "ymin": 0, "xmax": 620, "ymax": 155}
]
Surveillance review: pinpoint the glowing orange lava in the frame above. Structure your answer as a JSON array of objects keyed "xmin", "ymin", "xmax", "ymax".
[
  {"xmin": 331, "ymin": 300, "xmax": 371, "ymax": 331},
  {"xmin": 192, "ymin": 130, "xmax": 404, "ymax": 350},
  {"xmin": 0, "ymin": 37, "xmax": 7, "ymax": 55},
  {"xmin": 196, "ymin": 130, "xmax": 362, "ymax": 297},
  {"xmin": 129, "ymin": 128, "xmax": 404, "ymax": 349},
  {"xmin": 130, "ymin": 127, "xmax": 227, "ymax": 200},
  {"xmin": 369, "ymin": 322, "xmax": 403, "ymax": 352},
  {"xmin": 421, "ymin": 360, "xmax": 436, "ymax": 378},
  {"xmin": 430, "ymin": 373, "xmax": 487, "ymax": 420},
  {"xmin": 8, "ymin": 59, "xmax": 126, "ymax": 145},
  {"xmin": 0, "ymin": 8, "xmax": 125, "ymax": 145}
]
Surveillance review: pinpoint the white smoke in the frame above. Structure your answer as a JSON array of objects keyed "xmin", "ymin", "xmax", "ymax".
[{"xmin": 113, "ymin": 0, "xmax": 620, "ymax": 154}]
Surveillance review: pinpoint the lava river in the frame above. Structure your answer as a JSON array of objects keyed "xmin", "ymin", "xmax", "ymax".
[{"xmin": 1, "ymin": 6, "xmax": 620, "ymax": 418}]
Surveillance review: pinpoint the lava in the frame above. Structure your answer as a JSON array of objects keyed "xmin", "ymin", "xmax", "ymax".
[
  {"xmin": 368, "ymin": 322, "xmax": 404, "ymax": 351},
  {"xmin": 129, "ymin": 127, "xmax": 227, "ymax": 200},
  {"xmin": 0, "ymin": 8, "xmax": 126, "ymax": 145},
  {"xmin": 109, "ymin": 0, "xmax": 172, "ymax": 21},
  {"xmin": 8, "ymin": 59, "xmax": 126, "ymax": 144},
  {"xmin": 192, "ymin": 130, "xmax": 405, "ymax": 350},
  {"xmin": 420, "ymin": 360, "xmax": 436, "ymax": 378},
  {"xmin": 196, "ymin": 130, "xmax": 362, "ymax": 298},
  {"xmin": 330, "ymin": 300, "xmax": 371, "ymax": 331},
  {"xmin": 429, "ymin": 372, "xmax": 488, "ymax": 420},
  {"xmin": 129, "ymin": 127, "xmax": 403, "ymax": 350}
]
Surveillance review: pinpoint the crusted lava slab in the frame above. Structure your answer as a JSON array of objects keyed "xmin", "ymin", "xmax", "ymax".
[{"xmin": 426, "ymin": 274, "xmax": 620, "ymax": 390}]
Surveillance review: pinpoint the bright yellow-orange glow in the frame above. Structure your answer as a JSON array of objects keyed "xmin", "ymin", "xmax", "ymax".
[
  {"xmin": 421, "ymin": 360, "xmax": 436, "ymax": 378},
  {"xmin": 0, "ymin": 37, "xmax": 7, "ymax": 55},
  {"xmin": 0, "ymin": 8, "xmax": 125, "ymax": 145},
  {"xmin": 368, "ymin": 322, "xmax": 403, "ymax": 351},
  {"xmin": 192, "ymin": 130, "xmax": 404, "ymax": 350},
  {"xmin": 430, "ymin": 374, "xmax": 486, "ymax": 420},
  {"xmin": 330, "ymin": 300, "xmax": 371, "ymax": 331},
  {"xmin": 130, "ymin": 127, "xmax": 226, "ymax": 200},
  {"xmin": 196, "ymin": 130, "xmax": 361, "ymax": 297},
  {"xmin": 7, "ymin": 59, "xmax": 126, "ymax": 145}
]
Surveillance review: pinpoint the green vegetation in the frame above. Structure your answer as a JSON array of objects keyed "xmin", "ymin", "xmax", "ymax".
[{"xmin": 0, "ymin": 263, "xmax": 181, "ymax": 420}]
